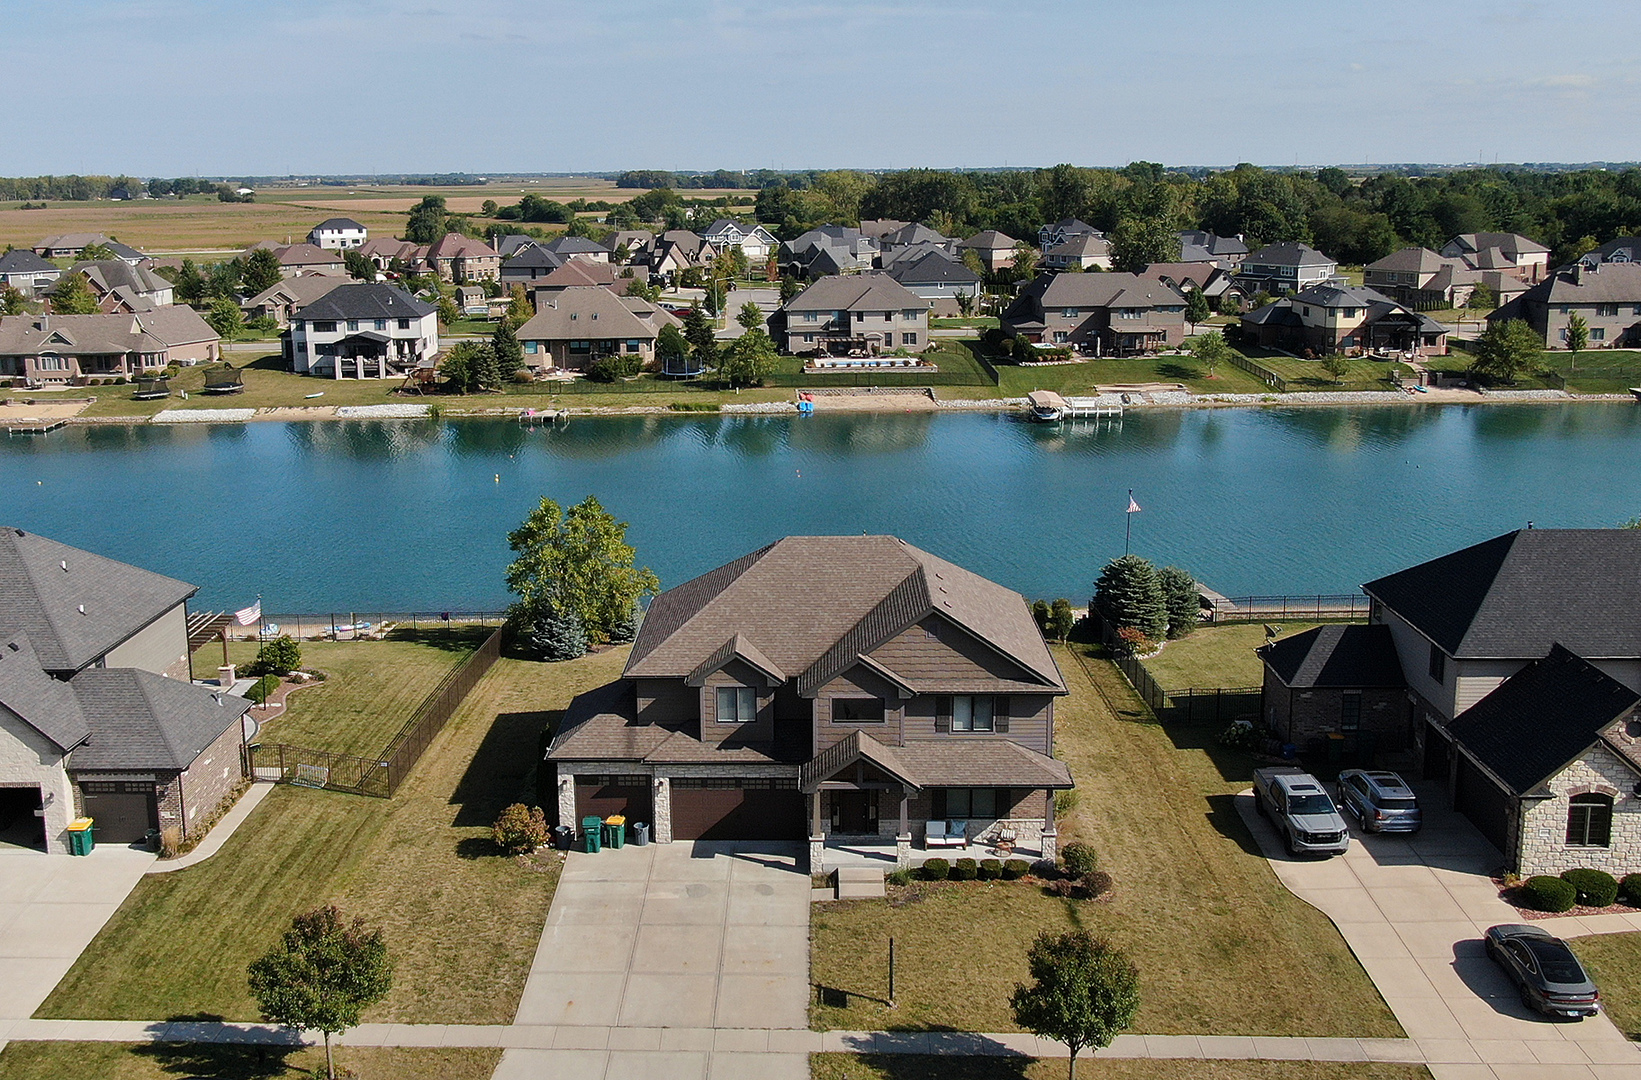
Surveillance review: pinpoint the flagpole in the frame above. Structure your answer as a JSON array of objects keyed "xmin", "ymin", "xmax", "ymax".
[{"xmin": 1125, "ymin": 489, "xmax": 1133, "ymax": 555}]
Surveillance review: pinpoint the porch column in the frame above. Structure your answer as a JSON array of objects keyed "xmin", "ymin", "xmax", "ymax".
[
  {"xmin": 555, "ymin": 767, "xmax": 576, "ymax": 831},
  {"xmin": 896, "ymin": 787, "xmax": 911, "ymax": 869},
  {"xmin": 653, "ymin": 775, "xmax": 673, "ymax": 844},
  {"xmin": 808, "ymin": 790, "xmax": 825, "ymax": 873},
  {"xmin": 1041, "ymin": 790, "xmax": 1058, "ymax": 864}
]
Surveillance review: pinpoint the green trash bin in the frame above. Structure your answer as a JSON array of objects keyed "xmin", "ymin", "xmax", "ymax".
[
  {"xmin": 580, "ymin": 815, "xmax": 603, "ymax": 854},
  {"xmin": 604, "ymin": 820, "xmax": 626, "ymax": 849},
  {"xmin": 67, "ymin": 817, "xmax": 94, "ymax": 856}
]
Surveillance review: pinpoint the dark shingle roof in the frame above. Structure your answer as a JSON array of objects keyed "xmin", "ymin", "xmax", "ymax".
[
  {"xmin": 888, "ymin": 252, "xmax": 980, "ymax": 286},
  {"xmin": 503, "ymin": 246, "xmax": 565, "ymax": 271},
  {"xmin": 0, "ymin": 250, "xmax": 58, "ymax": 275},
  {"xmin": 294, "ymin": 283, "xmax": 436, "ymax": 322},
  {"xmin": 1260, "ymin": 625, "xmax": 1406, "ymax": 688},
  {"xmin": 1363, "ymin": 529, "xmax": 1641, "ymax": 659},
  {"xmin": 1449, "ymin": 644, "xmax": 1638, "ymax": 795},
  {"xmin": 0, "ymin": 632, "xmax": 90, "ymax": 750},
  {"xmin": 1245, "ymin": 241, "xmax": 1335, "ymax": 268},
  {"xmin": 69, "ymin": 668, "xmax": 250, "ymax": 770},
  {"xmin": 312, "ymin": 218, "xmax": 365, "ymax": 232},
  {"xmin": 0, "ymin": 527, "xmax": 196, "ymax": 673},
  {"xmin": 543, "ymin": 236, "xmax": 608, "ymax": 256}
]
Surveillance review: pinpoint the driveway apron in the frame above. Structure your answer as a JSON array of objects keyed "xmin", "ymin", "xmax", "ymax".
[
  {"xmin": 1238, "ymin": 784, "xmax": 1641, "ymax": 1079},
  {"xmin": 494, "ymin": 841, "xmax": 810, "ymax": 1080}
]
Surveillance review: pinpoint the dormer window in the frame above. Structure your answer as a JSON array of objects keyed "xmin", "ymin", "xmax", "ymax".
[
  {"xmin": 832, "ymin": 698, "xmax": 884, "ymax": 723},
  {"xmin": 717, "ymin": 686, "xmax": 756, "ymax": 723}
]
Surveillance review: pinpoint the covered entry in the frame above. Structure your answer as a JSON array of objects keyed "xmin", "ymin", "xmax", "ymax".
[
  {"xmin": 0, "ymin": 785, "xmax": 45, "ymax": 850},
  {"xmin": 77, "ymin": 780, "xmax": 157, "ymax": 845},
  {"xmin": 575, "ymin": 774, "xmax": 652, "ymax": 827},
  {"xmin": 670, "ymin": 777, "xmax": 804, "ymax": 840}
]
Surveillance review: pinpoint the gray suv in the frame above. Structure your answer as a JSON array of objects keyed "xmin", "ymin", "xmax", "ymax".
[{"xmin": 1336, "ymin": 770, "xmax": 1422, "ymax": 833}]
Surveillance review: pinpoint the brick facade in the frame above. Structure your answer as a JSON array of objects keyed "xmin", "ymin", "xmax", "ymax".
[
  {"xmin": 1261, "ymin": 669, "xmax": 1413, "ymax": 751},
  {"xmin": 1516, "ymin": 744, "xmax": 1641, "ymax": 877}
]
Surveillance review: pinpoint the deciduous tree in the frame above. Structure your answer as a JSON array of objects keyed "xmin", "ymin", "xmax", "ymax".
[
  {"xmin": 405, "ymin": 195, "xmax": 449, "ymax": 244},
  {"xmin": 1320, "ymin": 352, "xmax": 1350, "ymax": 384},
  {"xmin": 1565, "ymin": 312, "xmax": 1588, "ymax": 373},
  {"xmin": 506, "ymin": 283, "xmax": 533, "ymax": 328},
  {"xmin": 342, "ymin": 250, "xmax": 376, "ymax": 283},
  {"xmin": 1471, "ymin": 318, "xmax": 1542, "ymax": 385},
  {"xmin": 1109, "ymin": 214, "xmax": 1178, "ymax": 274},
  {"xmin": 505, "ymin": 495, "xmax": 660, "ymax": 646},
  {"xmin": 1183, "ymin": 288, "xmax": 1211, "ymax": 329},
  {"xmin": 719, "ymin": 326, "xmax": 776, "ymax": 387},
  {"xmin": 735, "ymin": 300, "xmax": 763, "ymax": 331},
  {"xmin": 1188, "ymin": 331, "xmax": 1230, "ymax": 378},
  {"xmin": 205, "ymin": 297, "xmax": 243, "ymax": 340},
  {"xmin": 1011, "ymin": 930, "xmax": 1139, "ymax": 1080},
  {"xmin": 51, "ymin": 272, "xmax": 100, "ymax": 314}
]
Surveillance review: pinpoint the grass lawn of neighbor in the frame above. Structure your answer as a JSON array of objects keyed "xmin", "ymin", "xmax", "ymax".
[
  {"xmin": 808, "ymin": 642, "xmax": 1402, "ymax": 1038},
  {"xmin": 1139, "ymin": 623, "xmax": 1326, "ymax": 691},
  {"xmin": 0, "ymin": 1043, "xmax": 500, "ymax": 1080},
  {"xmin": 1573, "ymin": 932, "xmax": 1641, "ymax": 1039},
  {"xmin": 38, "ymin": 645, "xmax": 630, "ymax": 1025},
  {"xmin": 809, "ymin": 1056, "xmax": 1433, "ymax": 1080},
  {"xmin": 994, "ymin": 355, "xmax": 1270, "ymax": 397},
  {"xmin": 1239, "ymin": 347, "xmax": 1413, "ymax": 393}
]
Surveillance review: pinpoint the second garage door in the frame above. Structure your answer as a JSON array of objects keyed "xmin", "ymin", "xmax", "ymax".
[
  {"xmin": 574, "ymin": 775, "xmax": 652, "ymax": 827},
  {"xmin": 78, "ymin": 781, "xmax": 158, "ymax": 845},
  {"xmin": 670, "ymin": 777, "xmax": 804, "ymax": 840}
]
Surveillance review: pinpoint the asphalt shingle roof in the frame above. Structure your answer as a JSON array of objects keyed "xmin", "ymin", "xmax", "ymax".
[
  {"xmin": 1245, "ymin": 241, "xmax": 1335, "ymax": 268},
  {"xmin": 0, "ymin": 250, "xmax": 58, "ymax": 274},
  {"xmin": 781, "ymin": 273, "xmax": 926, "ymax": 313},
  {"xmin": 0, "ymin": 632, "xmax": 90, "ymax": 750},
  {"xmin": 1363, "ymin": 529, "xmax": 1641, "ymax": 659},
  {"xmin": 295, "ymin": 283, "xmax": 436, "ymax": 322},
  {"xmin": 69, "ymin": 668, "xmax": 250, "ymax": 770},
  {"xmin": 1449, "ymin": 644, "xmax": 1639, "ymax": 795},
  {"xmin": 1260, "ymin": 625, "xmax": 1406, "ymax": 688},
  {"xmin": 888, "ymin": 252, "xmax": 980, "ymax": 286},
  {"xmin": 312, "ymin": 218, "xmax": 365, "ymax": 232}
]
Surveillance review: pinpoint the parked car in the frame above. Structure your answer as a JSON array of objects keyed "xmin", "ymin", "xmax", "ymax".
[
  {"xmin": 1252, "ymin": 766, "xmax": 1350, "ymax": 857},
  {"xmin": 1484, "ymin": 924, "xmax": 1601, "ymax": 1019},
  {"xmin": 1336, "ymin": 770, "xmax": 1422, "ymax": 833}
]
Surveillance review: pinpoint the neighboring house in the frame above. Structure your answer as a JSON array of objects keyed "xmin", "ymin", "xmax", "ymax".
[
  {"xmin": 1258, "ymin": 624, "xmax": 1414, "ymax": 754},
  {"xmin": 1487, "ymin": 262, "xmax": 1641, "ymax": 349},
  {"xmin": 1042, "ymin": 233, "xmax": 1113, "ymax": 271},
  {"xmin": 605, "ymin": 230, "xmax": 656, "ymax": 263},
  {"xmin": 877, "ymin": 223, "xmax": 954, "ymax": 260},
  {"xmin": 1234, "ymin": 242, "xmax": 1339, "ymax": 295},
  {"xmin": 267, "ymin": 243, "xmax": 346, "ymax": 279},
  {"xmin": 33, "ymin": 234, "xmax": 144, "ymax": 264},
  {"xmin": 64, "ymin": 260, "xmax": 174, "ymax": 311},
  {"xmin": 241, "ymin": 276, "xmax": 348, "ymax": 328},
  {"xmin": 772, "ymin": 272, "xmax": 930, "ymax": 355},
  {"xmin": 886, "ymin": 252, "xmax": 981, "ymax": 315},
  {"xmin": 700, "ymin": 219, "xmax": 778, "ymax": 262},
  {"xmin": 781, "ymin": 226, "xmax": 879, "ymax": 278},
  {"xmin": 540, "ymin": 236, "xmax": 610, "ymax": 264},
  {"xmin": 958, "ymin": 230, "xmax": 1017, "ymax": 273},
  {"xmin": 527, "ymin": 259, "xmax": 625, "ymax": 302},
  {"xmin": 1579, "ymin": 236, "xmax": 1641, "ymax": 269},
  {"xmin": 1038, "ymin": 218, "xmax": 1100, "ymax": 252},
  {"xmin": 425, "ymin": 234, "xmax": 500, "ymax": 282},
  {"xmin": 0, "ymin": 310, "xmax": 219, "ymax": 385},
  {"xmin": 500, "ymin": 246, "xmax": 566, "ymax": 289},
  {"xmin": 638, "ymin": 230, "xmax": 717, "ymax": 282},
  {"xmin": 306, "ymin": 218, "xmax": 368, "ymax": 250},
  {"xmin": 457, "ymin": 285, "xmax": 488, "ymax": 316},
  {"xmin": 999, "ymin": 272, "xmax": 1187, "ymax": 355},
  {"xmin": 1240, "ymin": 284, "xmax": 1448, "ymax": 356},
  {"xmin": 1178, "ymin": 230, "xmax": 1249, "ymax": 268},
  {"xmin": 1140, "ymin": 262, "xmax": 1239, "ymax": 306},
  {"xmin": 1440, "ymin": 233, "xmax": 1550, "ymax": 283},
  {"xmin": 0, "ymin": 527, "xmax": 252, "ymax": 854},
  {"xmin": 494, "ymin": 234, "xmax": 540, "ymax": 259},
  {"xmin": 515, "ymin": 285, "xmax": 681, "ymax": 372},
  {"xmin": 287, "ymin": 283, "xmax": 439, "ymax": 378},
  {"xmin": 858, "ymin": 219, "xmax": 911, "ymax": 240},
  {"xmin": 879, "ymin": 242, "xmax": 957, "ymax": 272},
  {"xmin": 357, "ymin": 238, "xmax": 428, "ymax": 274},
  {"xmin": 0, "ymin": 250, "xmax": 62, "ymax": 295},
  {"xmin": 545, "ymin": 535, "xmax": 1072, "ymax": 868},
  {"xmin": 1366, "ymin": 246, "xmax": 1530, "ymax": 309}
]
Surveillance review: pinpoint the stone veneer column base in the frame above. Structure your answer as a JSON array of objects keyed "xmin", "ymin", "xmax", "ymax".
[
  {"xmin": 809, "ymin": 835, "xmax": 825, "ymax": 873},
  {"xmin": 652, "ymin": 776, "xmax": 672, "ymax": 844},
  {"xmin": 895, "ymin": 834, "xmax": 911, "ymax": 869},
  {"xmin": 555, "ymin": 766, "xmax": 576, "ymax": 831},
  {"xmin": 1040, "ymin": 828, "xmax": 1058, "ymax": 863}
]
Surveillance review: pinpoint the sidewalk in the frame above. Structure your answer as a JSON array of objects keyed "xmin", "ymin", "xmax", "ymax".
[{"xmin": 147, "ymin": 781, "xmax": 273, "ymax": 874}]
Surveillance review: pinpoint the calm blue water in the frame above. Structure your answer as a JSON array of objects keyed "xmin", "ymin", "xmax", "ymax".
[{"xmin": 3, "ymin": 405, "xmax": 1639, "ymax": 612}]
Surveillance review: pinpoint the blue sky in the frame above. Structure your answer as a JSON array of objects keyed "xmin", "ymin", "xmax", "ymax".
[{"xmin": 8, "ymin": 0, "xmax": 1639, "ymax": 175}]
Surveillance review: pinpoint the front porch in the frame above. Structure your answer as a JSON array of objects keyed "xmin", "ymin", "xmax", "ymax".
[{"xmin": 818, "ymin": 830, "xmax": 1050, "ymax": 873}]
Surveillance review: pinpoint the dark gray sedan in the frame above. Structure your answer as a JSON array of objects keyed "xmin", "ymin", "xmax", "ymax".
[{"xmin": 1484, "ymin": 924, "xmax": 1601, "ymax": 1019}]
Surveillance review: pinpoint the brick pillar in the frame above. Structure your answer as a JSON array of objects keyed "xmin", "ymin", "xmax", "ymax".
[
  {"xmin": 653, "ymin": 775, "xmax": 672, "ymax": 844},
  {"xmin": 1041, "ymin": 788, "xmax": 1058, "ymax": 862},
  {"xmin": 896, "ymin": 787, "xmax": 911, "ymax": 868}
]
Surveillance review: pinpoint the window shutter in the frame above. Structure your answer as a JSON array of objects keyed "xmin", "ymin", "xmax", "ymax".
[
  {"xmin": 934, "ymin": 696, "xmax": 951, "ymax": 733},
  {"xmin": 931, "ymin": 789, "xmax": 947, "ymax": 819},
  {"xmin": 994, "ymin": 696, "xmax": 1010, "ymax": 733}
]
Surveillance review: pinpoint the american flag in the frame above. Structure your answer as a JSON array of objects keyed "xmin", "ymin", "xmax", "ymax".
[
  {"xmin": 1127, "ymin": 495, "xmax": 1142, "ymax": 514},
  {"xmin": 233, "ymin": 599, "xmax": 262, "ymax": 626}
]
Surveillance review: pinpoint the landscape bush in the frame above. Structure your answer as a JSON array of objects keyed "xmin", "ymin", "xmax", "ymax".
[
  {"xmin": 1521, "ymin": 875, "xmax": 1578, "ymax": 913},
  {"xmin": 1621, "ymin": 873, "xmax": 1641, "ymax": 906},
  {"xmin": 511, "ymin": 368, "xmax": 535, "ymax": 384},
  {"xmin": 246, "ymin": 634, "xmax": 301, "ymax": 676},
  {"xmin": 886, "ymin": 868, "xmax": 913, "ymax": 887},
  {"xmin": 1060, "ymin": 841, "xmax": 1098, "ymax": 878},
  {"xmin": 492, "ymin": 803, "xmax": 548, "ymax": 855},
  {"xmin": 1002, "ymin": 858, "xmax": 1030, "ymax": 880},
  {"xmin": 1561, "ymin": 868, "xmax": 1619, "ymax": 908},
  {"xmin": 920, "ymin": 857, "xmax": 949, "ymax": 881},
  {"xmin": 1080, "ymin": 871, "xmax": 1113, "ymax": 899},
  {"xmin": 1217, "ymin": 719, "xmax": 1264, "ymax": 752},
  {"xmin": 587, "ymin": 353, "xmax": 643, "ymax": 382},
  {"xmin": 953, "ymin": 857, "xmax": 978, "ymax": 881},
  {"xmin": 979, "ymin": 858, "xmax": 1003, "ymax": 880},
  {"xmin": 249, "ymin": 673, "xmax": 280, "ymax": 704}
]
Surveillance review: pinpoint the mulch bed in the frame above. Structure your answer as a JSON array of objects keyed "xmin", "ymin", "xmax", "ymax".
[{"xmin": 1494, "ymin": 875, "xmax": 1641, "ymax": 920}]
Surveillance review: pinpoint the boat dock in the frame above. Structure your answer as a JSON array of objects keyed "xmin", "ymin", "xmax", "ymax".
[
  {"xmin": 6, "ymin": 419, "xmax": 66, "ymax": 436},
  {"xmin": 520, "ymin": 408, "xmax": 569, "ymax": 426},
  {"xmin": 1026, "ymin": 390, "xmax": 1124, "ymax": 422}
]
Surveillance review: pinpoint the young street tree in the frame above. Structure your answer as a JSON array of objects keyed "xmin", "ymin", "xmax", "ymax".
[
  {"xmin": 505, "ymin": 495, "xmax": 660, "ymax": 654},
  {"xmin": 736, "ymin": 300, "xmax": 764, "ymax": 331},
  {"xmin": 241, "ymin": 247, "xmax": 284, "ymax": 294},
  {"xmin": 247, "ymin": 906, "xmax": 393, "ymax": 1080},
  {"xmin": 1092, "ymin": 555, "xmax": 1167, "ymax": 644},
  {"xmin": 1183, "ymin": 288, "xmax": 1211, "ymax": 329},
  {"xmin": 1011, "ymin": 929, "xmax": 1140, "ymax": 1080},
  {"xmin": 1565, "ymin": 312, "xmax": 1588, "ymax": 374},
  {"xmin": 1471, "ymin": 317, "xmax": 1542, "ymax": 385},
  {"xmin": 1188, "ymin": 330, "xmax": 1230, "ymax": 378},
  {"xmin": 1320, "ymin": 352, "xmax": 1350, "ymax": 384}
]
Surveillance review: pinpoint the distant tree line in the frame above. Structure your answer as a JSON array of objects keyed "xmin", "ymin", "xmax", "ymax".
[{"xmin": 615, "ymin": 169, "xmax": 784, "ymax": 189}]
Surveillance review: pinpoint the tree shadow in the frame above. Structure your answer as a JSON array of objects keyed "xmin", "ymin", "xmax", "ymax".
[
  {"xmin": 384, "ymin": 625, "xmax": 493, "ymax": 652},
  {"xmin": 1155, "ymin": 362, "xmax": 1202, "ymax": 381},
  {"xmin": 1156, "ymin": 717, "xmax": 1257, "ymax": 784},
  {"xmin": 821, "ymin": 1052, "xmax": 1031, "ymax": 1078},
  {"xmin": 131, "ymin": 1042, "xmax": 301, "ymax": 1078},
  {"xmin": 449, "ymin": 709, "xmax": 557, "ymax": 827},
  {"xmin": 455, "ymin": 835, "xmax": 504, "ymax": 860},
  {"xmin": 244, "ymin": 354, "xmax": 289, "ymax": 372}
]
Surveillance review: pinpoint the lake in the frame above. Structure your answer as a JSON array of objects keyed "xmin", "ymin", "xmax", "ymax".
[{"xmin": 3, "ymin": 404, "xmax": 1639, "ymax": 613}]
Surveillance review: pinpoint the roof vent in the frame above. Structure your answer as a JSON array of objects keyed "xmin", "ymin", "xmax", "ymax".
[
  {"xmin": 5, "ymin": 641, "xmax": 16, "ymax": 652},
  {"xmin": 61, "ymin": 560, "xmax": 68, "ymax": 572},
  {"xmin": 77, "ymin": 604, "xmax": 85, "ymax": 615}
]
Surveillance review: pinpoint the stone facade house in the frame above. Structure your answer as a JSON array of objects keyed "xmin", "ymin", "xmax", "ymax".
[
  {"xmin": 771, "ymin": 273, "xmax": 929, "ymax": 355},
  {"xmin": 0, "ymin": 527, "xmax": 251, "ymax": 853},
  {"xmin": 701, "ymin": 219, "xmax": 778, "ymax": 262},
  {"xmin": 1000, "ymin": 272, "xmax": 1186, "ymax": 355},
  {"xmin": 545, "ymin": 536, "xmax": 1072, "ymax": 870},
  {"xmin": 515, "ymin": 286, "xmax": 681, "ymax": 372},
  {"xmin": 1488, "ymin": 262, "xmax": 1641, "ymax": 349}
]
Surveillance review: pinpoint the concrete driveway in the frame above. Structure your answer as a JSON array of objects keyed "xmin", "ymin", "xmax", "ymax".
[
  {"xmin": 494, "ymin": 841, "xmax": 811, "ymax": 1080},
  {"xmin": 0, "ymin": 846, "xmax": 154, "ymax": 1023},
  {"xmin": 1237, "ymin": 784, "xmax": 1641, "ymax": 1079}
]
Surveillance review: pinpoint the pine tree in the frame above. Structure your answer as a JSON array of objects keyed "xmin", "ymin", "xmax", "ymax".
[
  {"xmin": 1092, "ymin": 555, "xmax": 1167, "ymax": 643},
  {"xmin": 472, "ymin": 342, "xmax": 504, "ymax": 392},
  {"xmin": 527, "ymin": 601, "xmax": 588, "ymax": 661},
  {"xmin": 1156, "ymin": 567, "xmax": 1199, "ymax": 639},
  {"xmin": 608, "ymin": 603, "xmax": 638, "ymax": 645},
  {"xmin": 492, "ymin": 319, "xmax": 524, "ymax": 375}
]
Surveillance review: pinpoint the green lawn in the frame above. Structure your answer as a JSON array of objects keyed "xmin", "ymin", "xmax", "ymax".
[
  {"xmin": 810, "ymin": 1057, "xmax": 1432, "ymax": 1080},
  {"xmin": 38, "ymin": 646, "xmax": 630, "ymax": 1025},
  {"xmin": 1573, "ymin": 933, "xmax": 1641, "ymax": 1039},
  {"xmin": 1541, "ymin": 349, "xmax": 1641, "ymax": 394},
  {"xmin": 1239, "ymin": 347, "xmax": 1413, "ymax": 393},
  {"xmin": 808, "ymin": 643, "xmax": 1402, "ymax": 1038},
  {"xmin": 1141, "ymin": 623, "xmax": 1324, "ymax": 690},
  {"xmin": 0, "ymin": 1044, "xmax": 500, "ymax": 1080},
  {"xmin": 995, "ymin": 355, "xmax": 1270, "ymax": 397},
  {"xmin": 931, "ymin": 316, "xmax": 1000, "ymax": 329}
]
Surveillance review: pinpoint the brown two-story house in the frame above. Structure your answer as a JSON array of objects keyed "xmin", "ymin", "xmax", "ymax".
[
  {"xmin": 546, "ymin": 536, "xmax": 1071, "ymax": 869},
  {"xmin": 1000, "ymin": 272, "xmax": 1187, "ymax": 355},
  {"xmin": 772, "ymin": 274, "xmax": 930, "ymax": 356}
]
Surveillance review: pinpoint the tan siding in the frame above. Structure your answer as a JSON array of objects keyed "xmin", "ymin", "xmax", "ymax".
[
  {"xmin": 700, "ymin": 659, "xmax": 773, "ymax": 747},
  {"xmin": 103, "ymin": 603, "xmax": 190, "ymax": 677},
  {"xmin": 1453, "ymin": 660, "xmax": 1529, "ymax": 715}
]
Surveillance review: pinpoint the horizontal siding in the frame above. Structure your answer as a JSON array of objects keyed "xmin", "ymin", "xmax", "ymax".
[
  {"xmin": 814, "ymin": 666, "xmax": 904, "ymax": 752},
  {"xmin": 903, "ymin": 693, "xmax": 1053, "ymax": 755},
  {"xmin": 635, "ymin": 679, "xmax": 692, "ymax": 726},
  {"xmin": 1453, "ymin": 659, "xmax": 1528, "ymax": 715},
  {"xmin": 700, "ymin": 659, "xmax": 773, "ymax": 746},
  {"xmin": 869, "ymin": 616, "xmax": 1037, "ymax": 686}
]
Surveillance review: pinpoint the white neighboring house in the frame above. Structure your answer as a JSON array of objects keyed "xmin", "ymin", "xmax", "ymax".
[
  {"xmin": 307, "ymin": 218, "xmax": 368, "ymax": 250},
  {"xmin": 701, "ymin": 219, "xmax": 778, "ymax": 262},
  {"xmin": 288, "ymin": 283, "xmax": 438, "ymax": 379}
]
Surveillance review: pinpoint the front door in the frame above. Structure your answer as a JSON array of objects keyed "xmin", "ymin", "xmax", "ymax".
[{"xmin": 833, "ymin": 790, "xmax": 878, "ymax": 835}]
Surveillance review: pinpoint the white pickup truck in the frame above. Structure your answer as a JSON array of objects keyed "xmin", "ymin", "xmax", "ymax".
[{"xmin": 1252, "ymin": 766, "xmax": 1351, "ymax": 857}]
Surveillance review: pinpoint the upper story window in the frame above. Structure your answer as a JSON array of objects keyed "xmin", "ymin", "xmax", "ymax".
[
  {"xmin": 347, "ymin": 320, "xmax": 359, "ymax": 331},
  {"xmin": 1428, "ymin": 643, "xmax": 1446, "ymax": 683},
  {"xmin": 902, "ymin": 309, "xmax": 920, "ymax": 320},
  {"xmin": 804, "ymin": 311, "xmax": 818, "ymax": 321},
  {"xmin": 717, "ymin": 685, "xmax": 757, "ymax": 723},
  {"xmin": 952, "ymin": 695, "xmax": 994, "ymax": 732},
  {"xmin": 374, "ymin": 319, "xmax": 387, "ymax": 331},
  {"xmin": 398, "ymin": 318, "xmax": 411, "ymax": 330},
  {"xmin": 832, "ymin": 698, "xmax": 884, "ymax": 723},
  {"xmin": 314, "ymin": 321, "xmax": 336, "ymax": 333},
  {"xmin": 1597, "ymin": 304, "xmax": 1619, "ymax": 317}
]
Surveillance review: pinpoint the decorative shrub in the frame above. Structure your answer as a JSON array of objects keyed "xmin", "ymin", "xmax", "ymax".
[
  {"xmin": 1080, "ymin": 871, "xmax": 1113, "ymax": 899},
  {"xmin": 249, "ymin": 673, "xmax": 280, "ymax": 705},
  {"xmin": 1217, "ymin": 720, "xmax": 1264, "ymax": 752},
  {"xmin": 953, "ymin": 857, "xmax": 978, "ymax": 881},
  {"xmin": 1043, "ymin": 878, "xmax": 1077, "ymax": 897},
  {"xmin": 1562, "ymin": 868, "xmax": 1619, "ymax": 908},
  {"xmin": 1060, "ymin": 841, "xmax": 1098, "ymax": 878},
  {"xmin": 1521, "ymin": 875, "xmax": 1578, "ymax": 913},
  {"xmin": 1002, "ymin": 858, "xmax": 1030, "ymax": 880},
  {"xmin": 920, "ymin": 857, "xmax": 949, "ymax": 881},
  {"xmin": 588, "ymin": 353, "xmax": 643, "ymax": 382},
  {"xmin": 978, "ymin": 858, "xmax": 1002, "ymax": 880},
  {"xmin": 886, "ymin": 868, "xmax": 913, "ymax": 887},
  {"xmin": 1621, "ymin": 873, "xmax": 1641, "ymax": 906},
  {"xmin": 246, "ymin": 634, "xmax": 301, "ymax": 676},
  {"xmin": 511, "ymin": 368, "xmax": 535, "ymax": 384},
  {"xmin": 492, "ymin": 803, "xmax": 549, "ymax": 855}
]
